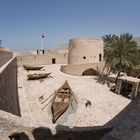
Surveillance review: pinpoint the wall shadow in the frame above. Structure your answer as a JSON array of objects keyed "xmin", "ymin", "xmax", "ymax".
[
  {"xmin": 104, "ymin": 99, "xmax": 140, "ymax": 127},
  {"xmin": 32, "ymin": 126, "xmax": 113, "ymax": 140},
  {"xmin": 92, "ymin": 76, "xmax": 107, "ymax": 85},
  {"xmin": 9, "ymin": 132, "xmax": 29, "ymax": 140},
  {"xmin": 32, "ymin": 98, "xmax": 140, "ymax": 140},
  {"xmin": 101, "ymin": 98, "xmax": 140, "ymax": 139},
  {"xmin": 92, "ymin": 75, "xmax": 115, "ymax": 86}
]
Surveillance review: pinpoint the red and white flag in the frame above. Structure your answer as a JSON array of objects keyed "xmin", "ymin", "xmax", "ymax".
[{"xmin": 41, "ymin": 33, "xmax": 46, "ymax": 38}]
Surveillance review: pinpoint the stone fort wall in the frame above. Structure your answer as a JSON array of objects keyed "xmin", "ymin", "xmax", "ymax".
[
  {"xmin": 61, "ymin": 38, "xmax": 104, "ymax": 76},
  {"xmin": 68, "ymin": 38, "xmax": 103, "ymax": 65},
  {"xmin": 16, "ymin": 47, "xmax": 68, "ymax": 66},
  {"xmin": 0, "ymin": 47, "xmax": 13, "ymax": 67},
  {"xmin": 61, "ymin": 62, "xmax": 105, "ymax": 76},
  {"xmin": 0, "ymin": 57, "xmax": 21, "ymax": 116}
]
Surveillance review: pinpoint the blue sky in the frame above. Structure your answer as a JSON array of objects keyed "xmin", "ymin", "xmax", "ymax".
[{"xmin": 0, "ymin": 0, "xmax": 140, "ymax": 51}]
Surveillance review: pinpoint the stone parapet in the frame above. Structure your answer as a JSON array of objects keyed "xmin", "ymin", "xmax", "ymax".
[
  {"xmin": 0, "ymin": 57, "xmax": 21, "ymax": 116},
  {"xmin": 16, "ymin": 48, "xmax": 68, "ymax": 66},
  {"xmin": 61, "ymin": 62, "xmax": 106, "ymax": 76},
  {"xmin": 0, "ymin": 49, "xmax": 13, "ymax": 67}
]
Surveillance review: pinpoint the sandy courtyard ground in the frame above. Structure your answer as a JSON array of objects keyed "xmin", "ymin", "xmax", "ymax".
[{"xmin": 18, "ymin": 64, "xmax": 130, "ymax": 128}]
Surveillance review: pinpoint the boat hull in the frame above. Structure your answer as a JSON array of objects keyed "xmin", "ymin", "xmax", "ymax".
[
  {"xmin": 27, "ymin": 73, "xmax": 51, "ymax": 80},
  {"xmin": 51, "ymin": 80, "xmax": 73, "ymax": 123},
  {"xmin": 24, "ymin": 65, "xmax": 44, "ymax": 70},
  {"xmin": 52, "ymin": 102, "xmax": 69, "ymax": 123}
]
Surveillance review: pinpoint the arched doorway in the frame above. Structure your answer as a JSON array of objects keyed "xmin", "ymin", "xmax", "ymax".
[{"xmin": 82, "ymin": 68, "xmax": 99, "ymax": 76}]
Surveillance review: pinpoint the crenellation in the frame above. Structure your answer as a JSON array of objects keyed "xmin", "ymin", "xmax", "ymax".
[{"xmin": 69, "ymin": 37, "xmax": 102, "ymax": 42}]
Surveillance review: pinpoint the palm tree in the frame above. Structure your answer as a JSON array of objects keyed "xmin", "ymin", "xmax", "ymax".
[{"xmin": 103, "ymin": 33, "xmax": 138, "ymax": 83}]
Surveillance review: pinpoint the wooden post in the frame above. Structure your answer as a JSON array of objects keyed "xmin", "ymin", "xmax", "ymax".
[
  {"xmin": 115, "ymin": 79, "xmax": 122, "ymax": 94},
  {"xmin": 129, "ymin": 82, "xmax": 138, "ymax": 100},
  {"xmin": 135, "ymin": 82, "xmax": 139, "ymax": 97}
]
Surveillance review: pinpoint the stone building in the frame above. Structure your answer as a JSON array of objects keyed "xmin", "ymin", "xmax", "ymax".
[
  {"xmin": 16, "ymin": 47, "xmax": 68, "ymax": 66},
  {"xmin": 68, "ymin": 38, "xmax": 103, "ymax": 65},
  {"xmin": 61, "ymin": 38, "xmax": 105, "ymax": 76}
]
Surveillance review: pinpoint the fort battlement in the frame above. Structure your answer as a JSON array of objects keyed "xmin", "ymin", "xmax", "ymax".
[
  {"xmin": 69, "ymin": 37, "xmax": 102, "ymax": 43},
  {"xmin": 68, "ymin": 37, "xmax": 103, "ymax": 65}
]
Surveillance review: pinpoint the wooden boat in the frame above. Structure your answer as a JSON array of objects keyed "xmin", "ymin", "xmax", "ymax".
[
  {"xmin": 51, "ymin": 80, "xmax": 73, "ymax": 123},
  {"xmin": 27, "ymin": 72, "xmax": 51, "ymax": 80},
  {"xmin": 23, "ymin": 65, "xmax": 44, "ymax": 70}
]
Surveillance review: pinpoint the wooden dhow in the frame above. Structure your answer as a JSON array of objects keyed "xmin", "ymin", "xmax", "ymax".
[
  {"xmin": 23, "ymin": 65, "xmax": 44, "ymax": 70},
  {"xmin": 51, "ymin": 80, "xmax": 73, "ymax": 123},
  {"xmin": 27, "ymin": 72, "xmax": 51, "ymax": 80}
]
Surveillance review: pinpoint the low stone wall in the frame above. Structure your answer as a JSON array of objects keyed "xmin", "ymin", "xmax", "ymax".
[
  {"xmin": 17, "ymin": 54, "xmax": 67, "ymax": 66},
  {"xmin": 0, "ymin": 110, "xmax": 113, "ymax": 140},
  {"xmin": 61, "ymin": 62, "xmax": 106, "ymax": 76},
  {"xmin": 0, "ymin": 57, "xmax": 21, "ymax": 116},
  {"xmin": 0, "ymin": 50, "xmax": 13, "ymax": 67},
  {"xmin": 16, "ymin": 47, "xmax": 68, "ymax": 66}
]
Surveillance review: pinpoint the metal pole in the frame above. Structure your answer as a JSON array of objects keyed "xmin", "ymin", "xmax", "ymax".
[{"xmin": 41, "ymin": 37, "xmax": 43, "ymax": 50}]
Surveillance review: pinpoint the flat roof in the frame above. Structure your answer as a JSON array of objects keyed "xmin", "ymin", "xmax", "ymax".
[{"xmin": 119, "ymin": 76, "xmax": 140, "ymax": 83}]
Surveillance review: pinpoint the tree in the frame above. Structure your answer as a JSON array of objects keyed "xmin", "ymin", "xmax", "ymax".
[{"xmin": 103, "ymin": 33, "xmax": 139, "ymax": 83}]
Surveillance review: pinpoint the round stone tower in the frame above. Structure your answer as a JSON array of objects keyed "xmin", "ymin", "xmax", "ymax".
[{"xmin": 68, "ymin": 38, "xmax": 103, "ymax": 65}]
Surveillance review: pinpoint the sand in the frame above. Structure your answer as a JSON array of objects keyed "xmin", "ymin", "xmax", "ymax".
[{"xmin": 18, "ymin": 64, "xmax": 130, "ymax": 128}]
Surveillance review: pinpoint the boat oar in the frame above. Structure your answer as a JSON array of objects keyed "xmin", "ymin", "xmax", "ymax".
[
  {"xmin": 41, "ymin": 92, "xmax": 55, "ymax": 104},
  {"xmin": 71, "ymin": 101, "xmax": 74, "ymax": 110},
  {"xmin": 41, "ymin": 98, "xmax": 53, "ymax": 110},
  {"xmin": 136, "ymin": 73, "xmax": 140, "ymax": 78},
  {"xmin": 73, "ymin": 96, "xmax": 78, "ymax": 104}
]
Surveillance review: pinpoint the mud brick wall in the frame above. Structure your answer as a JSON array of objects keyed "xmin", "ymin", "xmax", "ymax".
[
  {"xmin": 0, "ymin": 57, "xmax": 21, "ymax": 116},
  {"xmin": 0, "ymin": 50, "xmax": 13, "ymax": 67}
]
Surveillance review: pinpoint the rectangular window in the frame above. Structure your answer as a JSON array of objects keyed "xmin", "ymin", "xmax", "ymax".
[
  {"xmin": 99, "ymin": 54, "xmax": 102, "ymax": 61},
  {"xmin": 52, "ymin": 58, "xmax": 56, "ymax": 64}
]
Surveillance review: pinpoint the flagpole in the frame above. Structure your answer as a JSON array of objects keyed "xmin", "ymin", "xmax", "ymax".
[
  {"xmin": 41, "ymin": 33, "xmax": 46, "ymax": 50},
  {"xmin": 41, "ymin": 37, "xmax": 44, "ymax": 50}
]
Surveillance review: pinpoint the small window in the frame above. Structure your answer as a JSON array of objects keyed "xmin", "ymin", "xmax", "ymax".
[
  {"xmin": 99, "ymin": 54, "xmax": 102, "ymax": 61},
  {"xmin": 83, "ymin": 56, "xmax": 86, "ymax": 59},
  {"xmin": 52, "ymin": 58, "xmax": 56, "ymax": 64}
]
